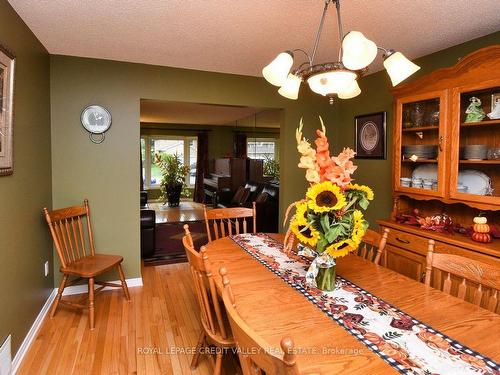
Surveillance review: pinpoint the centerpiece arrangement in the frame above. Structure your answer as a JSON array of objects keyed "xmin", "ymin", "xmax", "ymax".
[{"xmin": 284, "ymin": 118, "xmax": 374, "ymax": 291}]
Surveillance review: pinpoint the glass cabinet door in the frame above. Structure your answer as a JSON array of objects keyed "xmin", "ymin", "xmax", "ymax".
[
  {"xmin": 394, "ymin": 91, "xmax": 447, "ymax": 198},
  {"xmin": 450, "ymin": 83, "xmax": 500, "ymax": 206}
]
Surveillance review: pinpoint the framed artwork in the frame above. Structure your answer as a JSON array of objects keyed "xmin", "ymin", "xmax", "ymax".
[
  {"xmin": 0, "ymin": 45, "xmax": 15, "ymax": 176},
  {"xmin": 355, "ymin": 112, "xmax": 386, "ymax": 159}
]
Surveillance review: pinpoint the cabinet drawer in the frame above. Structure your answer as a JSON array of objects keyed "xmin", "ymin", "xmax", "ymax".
[
  {"xmin": 383, "ymin": 244, "xmax": 427, "ymax": 282},
  {"xmin": 386, "ymin": 229, "xmax": 431, "ymax": 255}
]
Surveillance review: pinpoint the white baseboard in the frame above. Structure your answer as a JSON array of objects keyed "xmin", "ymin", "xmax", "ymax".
[
  {"xmin": 11, "ymin": 277, "xmax": 142, "ymax": 374},
  {"xmin": 12, "ymin": 288, "xmax": 57, "ymax": 374},
  {"xmin": 62, "ymin": 277, "xmax": 143, "ymax": 296}
]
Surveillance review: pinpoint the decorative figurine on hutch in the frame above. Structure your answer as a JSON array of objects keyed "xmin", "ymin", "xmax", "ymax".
[
  {"xmin": 465, "ymin": 97, "xmax": 485, "ymax": 122},
  {"xmin": 487, "ymin": 98, "xmax": 500, "ymax": 119},
  {"xmin": 471, "ymin": 215, "xmax": 491, "ymax": 243}
]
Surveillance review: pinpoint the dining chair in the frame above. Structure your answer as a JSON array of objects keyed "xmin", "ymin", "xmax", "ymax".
[
  {"xmin": 182, "ymin": 225, "xmax": 235, "ymax": 374},
  {"xmin": 356, "ymin": 228, "xmax": 390, "ymax": 265},
  {"xmin": 203, "ymin": 202, "xmax": 257, "ymax": 242},
  {"xmin": 219, "ymin": 267, "xmax": 300, "ymax": 375},
  {"xmin": 43, "ymin": 199, "xmax": 130, "ymax": 330},
  {"xmin": 425, "ymin": 239, "xmax": 500, "ymax": 312}
]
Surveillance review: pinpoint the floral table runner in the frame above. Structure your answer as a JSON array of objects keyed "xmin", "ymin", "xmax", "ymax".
[{"xmin": 230, "ymin": 233, "xmax": 499, "ymax": 375}]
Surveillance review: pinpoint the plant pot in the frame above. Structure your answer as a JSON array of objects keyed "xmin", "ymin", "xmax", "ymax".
[
  {"xmin": 315, "ymin": 264, "xmax": 336, "ymax": 292},
  {"xmin": 166, "ymin": 183, "xmax": 183, "ymax": 207}
]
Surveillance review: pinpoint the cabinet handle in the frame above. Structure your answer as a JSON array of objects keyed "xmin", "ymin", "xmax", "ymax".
[
  {"xmin": 438, "ymin": 136, "xmax": 444, "ymax": 152},
  {"xmin": 395, "ymin": 237, "xmax": 410, "ymax": 244},
  {"xmin": 420, "ymin": 272, "xmax": 426, "ymax": 282}
]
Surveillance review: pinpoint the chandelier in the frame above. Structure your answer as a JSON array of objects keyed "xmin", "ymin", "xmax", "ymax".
[{"xmin": 262, "ymin": 0, "xmax": 420, "ymax": 103}]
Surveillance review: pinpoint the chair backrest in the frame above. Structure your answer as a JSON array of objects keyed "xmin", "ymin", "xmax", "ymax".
[
  {"xmin": 203, "ymin": 202, "xmax": 257, "ymax": 242},
  {"xmin": 357, "ymin": 228, "xmax": 389, "ymax": 265},
  {"xmin": 182, "ymin": 225, "xmax": 232, "ymax": 344},
  {"xmin": 425, "ymin": 240, "xmax": 500, "ymax": 312},
  {"xmin": 219, "ymin": 267, "xmax": 299, "ymax": 375},
  {"xmin": 43, "ymin": 199, "xmax": 95, "ymax": 268}
]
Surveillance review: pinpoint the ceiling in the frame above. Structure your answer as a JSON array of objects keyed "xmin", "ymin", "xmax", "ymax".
[
  {"xmin": 8, "ymin": 1, "xmax": 500, "ymax": 77},
  {"xmin": 140, "ymin": 100, "xmax": 281, "ymax": 128}
]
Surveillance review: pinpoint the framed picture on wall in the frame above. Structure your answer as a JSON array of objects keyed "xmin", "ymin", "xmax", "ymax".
[
  {"xmin": 354, "ymin": 112, "xmax": 386, "ymax": 159},
  {"xmin": 0, "ymin": 45, "xmax": 15, "ymax": 176}
]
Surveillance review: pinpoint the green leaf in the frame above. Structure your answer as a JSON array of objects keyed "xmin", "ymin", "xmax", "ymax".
[
  {"xmin": 316, "ymin": 235, "xmax": 328, "ymax": 253},
  {"xmin": 326, "ymin": 225, "xmax": 342, "ymax": 243},
  {"xmin": 320, "ymin": 214, "xmax": 330, "ymax": 233},
  {"xmin": 359, "ymin": 197, "xmax": 369, "ymax": 210}
]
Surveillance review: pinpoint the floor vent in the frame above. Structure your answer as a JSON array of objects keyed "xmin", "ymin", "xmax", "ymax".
[{"xmin": 0, "ymin": 335, "xmax": 11, "ymax": 375}]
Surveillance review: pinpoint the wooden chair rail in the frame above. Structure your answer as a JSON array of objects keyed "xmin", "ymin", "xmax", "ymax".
[
  {"xmin": 357, "ymin": 228, "xmax": 389, "ymax": 265},
  {"xmin": 425, "ymin": 239, "xmax": 500, "ymax": 312},
  {"xmin": 204, "ymin": 203, "xmax": 257, "ymax": 242}
]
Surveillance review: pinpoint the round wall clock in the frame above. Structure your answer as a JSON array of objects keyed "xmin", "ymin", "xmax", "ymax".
[{"xmin": 80, "ymin": 105, "xmax": 112, "ymax": 144}]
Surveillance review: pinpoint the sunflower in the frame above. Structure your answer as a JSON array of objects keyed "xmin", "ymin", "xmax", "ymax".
[
  {"xmin": 306, "ymin": 182, "xmax": 346, "ymax": 213},
  {"xmin": 294, "ymin": 201, "xmax": 309, "ymax": 225},
  {"xmin": 350, "ymin": 210, "xmax": 367, "ymax": 245},
  {"xmin": 290, "ymin": 219, "xmax": 320, "ymax": 247},
  {"xmin": 347, "ymin": 184, "xmax": 374, "ymax": 200},
  {"xmin": 326, "ymin": 238, "xmax": 357, "ymax": 258}
]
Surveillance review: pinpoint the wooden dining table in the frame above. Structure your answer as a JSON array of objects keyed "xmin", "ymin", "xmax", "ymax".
[{"xmin": 205, "ymin": 234, "xmax": 500, "ymax": 374}]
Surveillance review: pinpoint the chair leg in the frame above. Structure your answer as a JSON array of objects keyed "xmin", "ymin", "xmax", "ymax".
[
  {"xmin": 213, "ymin": 352, "xmax": 223, "ymax": 375},
  {"xmin": 117, "ymin": 263, "xmax": 131, "ymax": 301},
  {"xmin": 190, "ymin": 332, "xmax": 206, "ymax": 370},
  {"xmin": 88, "ymin": 277, "xmax": 95, "ymax": 330},
  {"xmin": 50, "ymin": 274, "xmax": 69, "ymax": 318}
]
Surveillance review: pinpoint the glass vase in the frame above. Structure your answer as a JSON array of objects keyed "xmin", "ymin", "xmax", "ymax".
[{"xmin": 315, "ymin": 263, "xmax": 336, "ymax": 291}]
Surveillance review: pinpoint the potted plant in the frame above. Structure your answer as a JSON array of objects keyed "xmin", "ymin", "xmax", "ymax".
[{"xmin": 154, "ymin": 153, "xmax": 190, "ymax": 207}]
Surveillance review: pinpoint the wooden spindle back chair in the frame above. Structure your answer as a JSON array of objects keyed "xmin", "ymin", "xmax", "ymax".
[
  {"xmin": 203, "ymin": 202, "xmax": 257, "ymax": 242},
  {"xmin": 182, "ymin": 225, "xmax": 235, "ymax": 373},
  {"xmin": 219, "ymin": 267, "xmax": 300, "ymax": 375},
  {"xmin": 356, "ymin": 228, "xmax": 390, "ymax": 265},
  {"xmin": 43, "ymin": 199, "xmax": 130, "ymax": 329},
  {"xmin": 425, "ymin": 240, "xmax": 500, "ymax": 312}
]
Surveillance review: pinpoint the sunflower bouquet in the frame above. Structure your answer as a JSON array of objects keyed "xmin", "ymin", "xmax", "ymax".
[{"xmin": 284, "ymin": 118, "xmax": 374, "ymax": 291}]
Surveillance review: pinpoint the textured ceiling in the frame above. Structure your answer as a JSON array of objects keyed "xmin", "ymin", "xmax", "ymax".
[
  {"xmin": 140, "ymin": 100, "xmax": 281, "ymax": 128},
  {"xmin": 8, "ymin": 0, "xmax": 500, "ymax": 76}
]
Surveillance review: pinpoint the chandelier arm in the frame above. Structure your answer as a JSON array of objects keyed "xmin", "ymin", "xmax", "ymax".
[
  {"xmin": 311, "ymin": 0, "xmax": 331, "ymax": 65},
  {"xmin": 291, "ymin": 48, "xmax": 313, "ymax": 67},
  {"xmin": 334, "ymin": 0, "xmax": 344, "ymax": 61}
]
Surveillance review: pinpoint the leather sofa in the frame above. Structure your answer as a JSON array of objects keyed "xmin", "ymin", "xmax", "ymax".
[
  {"xmin": 218, "ymin": 181, "xmax": 279, "ymax": 233},
  {"xmin": 140, "ymin": 209, "xmax": 156, "ymax": 259}
]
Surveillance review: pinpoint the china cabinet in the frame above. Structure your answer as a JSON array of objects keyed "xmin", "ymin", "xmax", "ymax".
[{"xmin": 379, "ymin": 46, "xmax": 500, "ymax": 310}]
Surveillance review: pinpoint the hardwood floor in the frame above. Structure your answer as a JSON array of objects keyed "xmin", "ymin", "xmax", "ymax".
[{"xmin": 18, "ymin": 263, "xmax": 234, "ymax": 374}]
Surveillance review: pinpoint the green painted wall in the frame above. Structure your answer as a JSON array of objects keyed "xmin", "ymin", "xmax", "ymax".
[
  {"xmin": 0, "ymin": 0, "xmax": 53, "ymax": 355},
  {"xmin": 50, "ymin": 55, "xmax": 332, "ymax": 283},
  {"xmin": 334, "ymin": 32, "xmax": 500, "ymax": 227}
]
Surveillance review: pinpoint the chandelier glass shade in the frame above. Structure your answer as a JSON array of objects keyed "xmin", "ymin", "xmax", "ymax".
[{"xmin": 262, "ymin": 0, "xmax": 420, "ymax": 102}]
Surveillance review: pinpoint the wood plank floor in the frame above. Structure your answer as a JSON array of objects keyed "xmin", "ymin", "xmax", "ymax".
[{"xmin": 17, "ymin": 263, "xmax": 235, "ymax": 374}]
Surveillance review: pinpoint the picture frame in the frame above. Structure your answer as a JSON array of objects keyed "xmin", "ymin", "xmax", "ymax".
[
  {"xmin": 354, "ymin": 112, "xmax": 386, "ymax": 159},
  {"xmin": 0, "ymin": 44, "xmax": 15, "ymax": 176}
]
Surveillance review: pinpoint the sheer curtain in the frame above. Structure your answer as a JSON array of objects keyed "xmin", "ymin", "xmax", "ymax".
[{"xmin": 193, "ymin": 132, "xmax": 209, "ymax": 203}]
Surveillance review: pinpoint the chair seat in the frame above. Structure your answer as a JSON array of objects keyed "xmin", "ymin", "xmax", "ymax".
[{"xmin": 60, "ymin": 254, "xmax": 123, "ymax": 277}]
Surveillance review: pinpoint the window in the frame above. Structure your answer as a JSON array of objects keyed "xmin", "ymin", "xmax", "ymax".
[
  {"xmin": 247, "ymin": 138, "xmax": 279, "ymax": 160},
  {"xmin": 141, "ymin": 136, "xmax": 197, "ymax": 189}
]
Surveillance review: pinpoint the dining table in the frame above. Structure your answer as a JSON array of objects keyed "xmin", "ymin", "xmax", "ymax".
[{"xmin": 204, "ymin": 233, "xmax": 500, "ymax": 374}]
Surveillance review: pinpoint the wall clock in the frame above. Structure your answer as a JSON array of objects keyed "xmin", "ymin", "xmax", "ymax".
[{"xmin": 80, "ymin": 105, "xmax": 112, "ymax": 144}]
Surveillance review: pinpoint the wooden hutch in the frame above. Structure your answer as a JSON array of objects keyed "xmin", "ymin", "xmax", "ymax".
[{"xmin": 378, "ymin": 46, "xmax": 500, "ymax": 311}]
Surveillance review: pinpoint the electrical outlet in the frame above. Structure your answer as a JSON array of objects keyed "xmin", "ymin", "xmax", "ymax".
[
  {"xmin": 0, "ymin": 335, "xmax": 12, "ymax": 375},
  {"xmin": 44, "ymin": 261, "xmax": 49, "ymax": 277}
]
